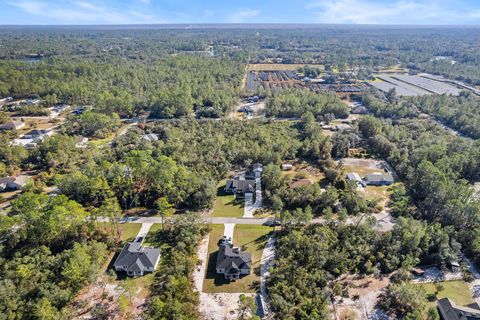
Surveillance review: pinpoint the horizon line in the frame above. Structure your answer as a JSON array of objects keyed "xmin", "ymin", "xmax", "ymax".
[{"xmin": 0, "ymin": 23, "xmax": 480, "ymax": 28}]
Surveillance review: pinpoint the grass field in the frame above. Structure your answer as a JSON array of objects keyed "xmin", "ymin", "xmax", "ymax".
[
  {"xmin": 203, "ymin": 224, "xmax": 272, "ymax": 293},
  {"xmin": 418, "ymin": 280, "xmax": 474, "ymax": 308},
  {"xmin": 210, "ymin": 181, "xmax": 244, "ymax": 218},
  {"xmin": 248, "ymin": 63, "xmax": 324, "ymax": 71},
  {"xmin": 96, "ymin": 222, "xmax": 142, "ymax": 242}
]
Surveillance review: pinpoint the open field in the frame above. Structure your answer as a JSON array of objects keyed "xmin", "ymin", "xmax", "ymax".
[
  {"xmin": 341, "ymin": 158, "xmax": 391, "ymax": 178},
  {"xmin": 248, "ymin": 63, "xmax": 324, "ymax": 71},
  {"xmin": 336, "ymin": 274, "xmax": 391, "ymax": 319},
  {"xmin": 281, "ymin": 161, "xmax": 325, "ymax": 187},
  {"xmin": 341, "ymin": 158, "xmax": 396, "ymax": 203},
  {"xmin": 203, "ymin": 224, "xmax": 271, "ymax": 293},
  {"xmin": 418, "ymin": 280, "xmax": 474, "ymax": 308}
]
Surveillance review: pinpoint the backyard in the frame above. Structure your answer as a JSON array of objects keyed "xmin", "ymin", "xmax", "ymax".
[
  {"xmin": 203, "ymin": 224, "xmax": 272, "ymax": 293},
  {"xmin": 418, "ymin": 280, "xmax": 474, "ymax": 308},
  {"xmin": 341, "ymin": 157, "xmax": 397, "ymax": 203}
]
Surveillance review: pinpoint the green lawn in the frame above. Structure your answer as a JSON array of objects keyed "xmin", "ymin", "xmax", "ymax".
[
  {"xmin": 95, "ymin": 222, "xmax": 142, "ymax": 242},
  {"xmin": 418, "ymin": 280, "xmax": 474, "ymax": 308},
  {"xmin": 149, "ymin": 223, "xmax": 163, "ymax": 233},
  {"xmin": 203, "ymin": 224, "xmax": 272, "ymax": 293},
  {"xmin": 210, "ymin": 181, "xmax": 244, "ymax": 218}
]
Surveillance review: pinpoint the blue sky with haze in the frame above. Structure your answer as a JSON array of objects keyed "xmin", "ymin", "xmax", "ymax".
[{"xmin": 1, "ymin": 0, "xmax": 480, "ymax": 25}]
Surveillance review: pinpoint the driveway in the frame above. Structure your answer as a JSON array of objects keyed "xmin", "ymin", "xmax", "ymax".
[
  {"xmin": 223, "ymin": 223, "xmax": 235, "ymax": 240},
  {"xmin": 259, "ymin": 236, "xmax": 276, "ymax": 318},
  {"xmin": 134, "ymin": 223, "xmax": 153, "ymax": 242},
  {"xmin": 244, "ymin": 177, "xmax": 263, "ymax": 218}
]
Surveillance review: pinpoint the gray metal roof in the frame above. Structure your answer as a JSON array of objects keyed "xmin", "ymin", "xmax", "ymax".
[
  {"xmin": 346, "ymin": 172, "xmax": 362, "ymax": 182},
  {"xmin": 114, "ymin": 242, "xmax": 160, "ymax": 273},
  {"xmin": 364, "ymin": 172, "xmax": 394, "ymax": 183},
  {"xmin": 143, "ymin": 133, "xmax": 159, "ymax": 141}
]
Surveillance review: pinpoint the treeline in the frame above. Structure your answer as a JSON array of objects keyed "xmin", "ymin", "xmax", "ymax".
[
  {"xmin": 268, "ymin": 219, "xmax": 457, "ymax": 319},
  {"xmin": 0, "ymin": 54, "xmax": 243, "ymax": 118},
  {"xmin": 265, "ymin": 89, "xmax": 349, "ymax": 119},
  {"xmin": 0, "ymin": 192, "xmax": 111, "ymax": 318},
  {"xmin": 361, "ymin": 92, "xmax": 480, "ymax": 140},
  {"xmin": 410, "ymin": 93, "xmax": 480, "ymax": 139},
  {"xmin": 358, "ymin": 115, "xmax": 480, "ymax": 262}
]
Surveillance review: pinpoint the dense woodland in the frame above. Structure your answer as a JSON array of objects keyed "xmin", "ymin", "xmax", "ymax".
[{"xmin": 268, "ymin": 219, "xmax": 456, "ymax": 319}]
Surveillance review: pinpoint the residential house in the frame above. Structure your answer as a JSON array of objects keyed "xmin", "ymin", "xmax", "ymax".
[
  {"xmin": 346, "ymin": 172, "xmax": 364, "ymax": 186},
  {"xmin": 25, "ymin": 99, "xmax": 41, "ymax": 106},
  {"xmin": 437, "ymin": 297, "xmax": 480, "ymax": 320},
  {"xmin": 363, "ymin": 172, "xmax": 394, "ymax": 186},
  {"xmin": 225, "ymin": 176, "xmax": 256, "ymax": 199},
  {"xmin": 0, "ymin": 121, "xmax": 25, "ymax": 131},
  {"xmin": 23, "ymin": 129, "xmax": 53, "ymax": 139},
  {"xmin": 246, "ymin": 163, "xmax": 263, "ymax": 179},
  {"xmin": 142, "ymin": 133, "xmax": 159, "ymax": 142},
  {"xmin": 113, "ymin": 242, "xmax": 161, "ymax": 276},
  {"xmin": 448, "ymin": 260, "xmax": 460, "ymax": 273},
  {"xmin": 351, "ymin": 105, "xmax": 368, "ymax": 114},
  {"xmin": 226, "ymin": 163, "xmax": 263, "ymax": 199},
  {"xmin": 0, "ymin": 175, "xmax": 30, "ymax": 192},
  {"xmin": 334, "ymin": 123, "xmax": 352, "ymax": 132},
  {"xmin": 216, "ymin": 242, "xmax": 252, "ymax": 280}
]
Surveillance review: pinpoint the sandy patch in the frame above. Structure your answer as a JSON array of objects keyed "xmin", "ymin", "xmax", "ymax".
[{"xmin": 199, "ymin": 292, "xmax": 256, "ymax": 320}]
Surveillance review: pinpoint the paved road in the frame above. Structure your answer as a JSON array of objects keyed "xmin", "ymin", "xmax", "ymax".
[{"xmin": 134, "ymin": 216, "xmax": 275, "ymax": 225}]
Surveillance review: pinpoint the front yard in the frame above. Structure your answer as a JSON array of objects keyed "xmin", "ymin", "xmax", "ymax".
[
  {"xmin": 210, "ymin": 181, "xmax": 244, "ymax": 218},
  {"xmin": 95, "ymin": 222, "xmax": 142, "ymax": 242},
  {"xmin": 203, "ymin": 224, "xmax": 272, "ymax": 293}
]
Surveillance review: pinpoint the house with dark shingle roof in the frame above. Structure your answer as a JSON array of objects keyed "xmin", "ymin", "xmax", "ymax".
[
  {"xmin": 225, "ymin": 176, "xmax": 256, "ymax": 199},
  {"xmin": 113, "ymin": 242, "xmax": 161, "ymax": 276},
  {"xmin": 226, "ymin": 163, "xmax": 263, "ymax": 199},
  {"xmin": 437, "ymin": 297, "xmax": 480, "ymax": 320},
  {"xmin": 216, "ymin": 242, "xmax": 252, "ymax": 280}
]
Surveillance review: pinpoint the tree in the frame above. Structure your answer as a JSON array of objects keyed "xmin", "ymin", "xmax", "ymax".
[
  {"xmin": 156, "ymin": 197, "xmax": 173, "ymax": 231},
  {"xmin": 33, "ymin": 298, "xmax": 60, "ymax": 320},
  {"xmin": 386, "ymin": 88, "xmax": 397, "ymax": 103},
  {"xmin": 237, "ymin": 294, "xmax": 259, "ymax": 320},
  {"xmin": 378, "ymin": 282, "xmax": 427, "ymax": 317}
]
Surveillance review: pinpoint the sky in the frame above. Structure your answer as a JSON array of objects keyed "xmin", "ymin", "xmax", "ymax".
[{"xmin": 0, "ymin": 0, "xmax": 480, "ymax": 25}]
